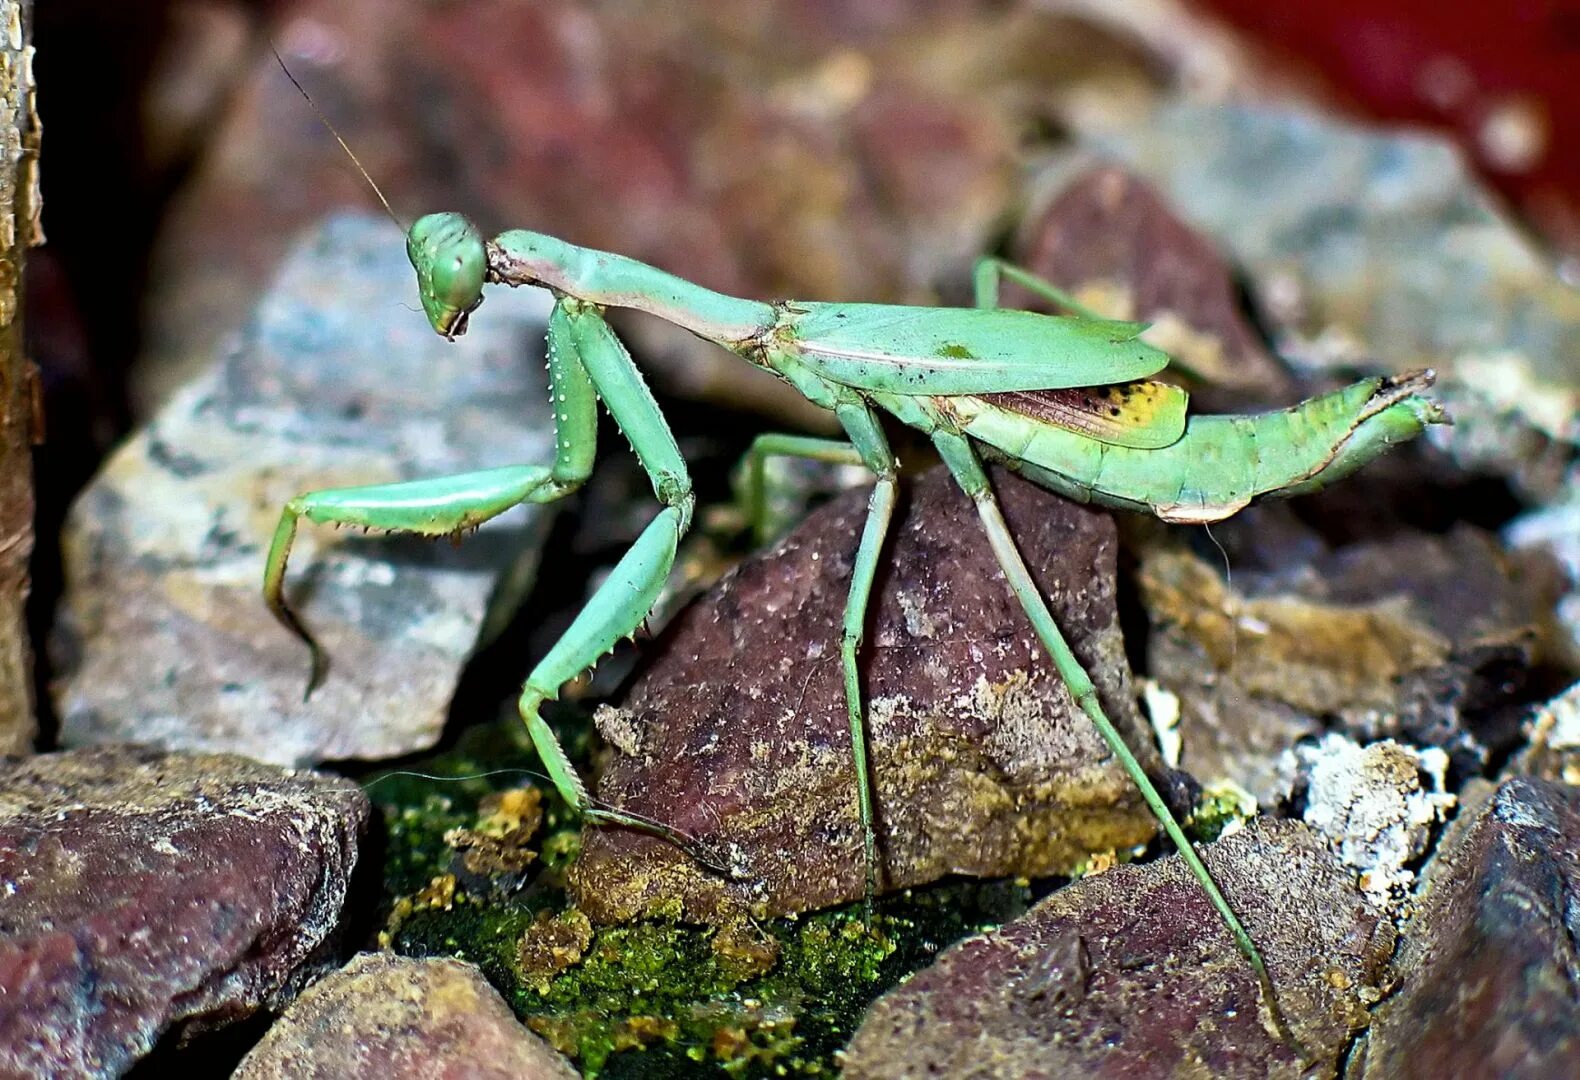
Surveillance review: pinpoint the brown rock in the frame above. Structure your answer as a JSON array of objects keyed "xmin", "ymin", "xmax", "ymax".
[
  {"xmin": 573, "ymin": 465, "xmax": 1167, "ymax": 922},
  {"xmin": 845, "ymin": 820, "xmax": 1394, "ymax": 1079},
  {"xmin": 1140, "ymin": 524, "xmax": 1546, "ymax": 801},
  {"xmin": 234, "ymin": 953, "xmax": 577, "ymax": 1080},
  {"xmin": 0, "ymin": 746, "xmax": 367, "ymax": 1078},
  {"xmin": 1362, "ymin": 778, "xmax": 1580, "ymax": 1080}
]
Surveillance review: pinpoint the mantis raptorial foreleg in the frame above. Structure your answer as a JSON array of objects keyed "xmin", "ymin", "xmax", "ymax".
[{"xmin": 268, "ymin": 294, "xmax": 722, "ymax": 868}]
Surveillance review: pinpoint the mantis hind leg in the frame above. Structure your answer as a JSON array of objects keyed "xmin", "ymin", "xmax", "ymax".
[{"xmin": 931, "ymin": 429, "xmax": 1303, "ymax": 1055}]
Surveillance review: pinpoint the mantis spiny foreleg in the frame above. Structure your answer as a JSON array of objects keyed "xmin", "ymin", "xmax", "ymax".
[
  {"xmin": 263, "ymin": 291, "xmax": 599, "ymax": 692},
  {"xmin": 266, "ymin": 295, "xmax": 720, "ymax": 867},
  {"xmin": 509, "ymin": 297, "xmax": 711, "ymax": 854}
]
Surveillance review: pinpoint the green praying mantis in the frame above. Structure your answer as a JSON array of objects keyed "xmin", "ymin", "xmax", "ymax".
[{"xmin": 263, "ymin": 56, "xmax": 1445, "ymax": 1055}]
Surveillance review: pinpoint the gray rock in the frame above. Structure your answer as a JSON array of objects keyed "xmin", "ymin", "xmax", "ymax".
[
  {"xmin": 0, "ymin": 746, "xmax": 368, "ymax": 1078},
  {"xmin": 1283, "ymin": 734, "xmax": 1454, "ymax": 906},
  {"xmin": 844, "ymin": 820, "xmax": 1392, "ymax": 1079},
  {"xmin": 53, "ymin": 214, "xmax": 556, "ymax": 765},
  {"xmin": 234, "ymin": 953, "xmax": 576, "ymax": 1080},
  {"xmin": 1139, "ymin": 525, "xmax": 1547, "ymax": 802}
]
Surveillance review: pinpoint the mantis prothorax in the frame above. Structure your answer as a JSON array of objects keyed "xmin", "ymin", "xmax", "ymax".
[{"xmin": 263, "ymin": 58, "xmax": 1445, "ymax": 1055}]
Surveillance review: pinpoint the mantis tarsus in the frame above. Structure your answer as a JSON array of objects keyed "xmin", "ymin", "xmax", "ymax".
[{"xmin": 263, "ymin": 58, "xmax": 1445, "ymax": 1055}]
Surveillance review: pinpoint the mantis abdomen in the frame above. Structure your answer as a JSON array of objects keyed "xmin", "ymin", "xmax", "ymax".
[{"xmin": 936, "ymin": 370, "xmax": 1442, "ymax": 524}]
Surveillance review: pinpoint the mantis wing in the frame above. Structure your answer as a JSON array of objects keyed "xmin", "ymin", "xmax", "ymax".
[
  {"xmin": 781, "ymin": 303, "xmax": 1170, "ymax": 395},
  {"xmin": 971, "ymin": 380, "xmax": 1189, "ymax": 450}
]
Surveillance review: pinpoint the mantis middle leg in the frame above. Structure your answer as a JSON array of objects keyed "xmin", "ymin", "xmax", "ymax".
[
  {"xmin": 738, "ymin": 433, "xmax": 866, "ymax": 544},
  {"xmin": 735, "ymin": 421, "xmax": 895, "ymax": 914}
]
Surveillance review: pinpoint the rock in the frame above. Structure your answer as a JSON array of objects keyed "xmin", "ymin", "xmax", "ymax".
[
  {"xmin": 0, "ymin": 746, "xmax": 367, "ymax": 1078},
  {"xmin": 233, "ymin": 953, "xmax": 576, "ymax": 1080},
  {"xmin": 1514, "ymin": 680, "xmax": 1580, "ymax": 785},
  {"xmin": 1283, "ymin": 734, "xmax": 1455, "ymax": 906},
  {"xmin": 1008, "ymin": 166, "xmax": 1296, "ymax": 411},
  {"xmin": 844, "ymin": 820, "xmax": 1393, "ymax": 1079},
  {"xmin": 1139, "ymin": 524, "xmax": 1547, "ymax": 802},
  {"xmin": 53, "ymin": 215, "xmax": 556, "ymax": 766},
  {"xmin": 1361, "ymin": 778, "xmax": 1580, "ymax": 1079},
  {"xmin": 573, "ymin": 465, "xmax": 1168, "ymax": 922},
  {"xmin": 1506, "ymin": 495, "xmax": 1580, "ymax": 667}
]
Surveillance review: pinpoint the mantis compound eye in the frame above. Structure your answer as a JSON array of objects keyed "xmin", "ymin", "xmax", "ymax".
[{"xmin": 407, "ymin": 211, "xmax": 487, "ymax": 338}]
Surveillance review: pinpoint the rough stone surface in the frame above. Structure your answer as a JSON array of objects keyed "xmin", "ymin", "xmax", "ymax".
[
  {"xmin": 1139, "ymin": 524, "xmax": 1547, "ymax": 802},
  {"xmin": 53, "ymin": 215, "xmax": 555, "ymax": 765},
  {"xmin": 844, "ymin": 820, "xmax": 1393, "ymax": 1079},
  {"xmin": 1507, "ymin": 497, "xmax": 1580, "ymax": 666},
  {"xmin": 233, "ymin": 953, "xmax": 577, "ymax": 1080},
  {"xmin": 1362, "ymin": 777, "xmax": 1580, "ymax": 1080},
  {"xmin": 0, "ymin": 745, "xmax": 368, "ymax": 1078},
  {"xmin": 1514, "ymin": 681, "xmax": 1580, "ymax": 785},
  {"xmin": 573, "ymin": 466, "xmax": 1167, "ymax": 922},
  {"xmin": 1009, "ymin": 166, "xmax": 1296, "ymax": 411},
  {"xmin": 1284, "ymin": 734, "xmax": 1455, "ymax": 905}
]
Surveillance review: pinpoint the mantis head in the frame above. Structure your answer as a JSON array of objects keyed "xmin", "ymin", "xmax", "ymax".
[{"xmin": 408, "ymin": 212, "xmax": 487, "ymax": 338}]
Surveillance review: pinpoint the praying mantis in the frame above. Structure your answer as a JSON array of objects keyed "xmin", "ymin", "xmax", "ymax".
[{"xmin": 261, "ymin": 59, "xmax": 1445, "ymax": 1054}]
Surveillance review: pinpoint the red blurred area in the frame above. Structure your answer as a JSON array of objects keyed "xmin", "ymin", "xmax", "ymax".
[{"xmin": 1199, "ymin": 0, "xmax": 1580, "ymax": 257}]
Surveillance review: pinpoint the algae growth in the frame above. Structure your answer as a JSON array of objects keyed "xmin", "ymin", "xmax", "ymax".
[{"xmin": 366, "ymin": 718, "xmax": 1030, "ymax": 1077}]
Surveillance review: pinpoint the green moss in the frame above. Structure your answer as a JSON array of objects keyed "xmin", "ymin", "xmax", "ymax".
[
  {"xmin": 370, "ymin": 713, "xmax": 1031, "ymax": 1077},
  {"xmin": 1189, "ymin": 778, "xmax": 1259, "ymax": 843}
]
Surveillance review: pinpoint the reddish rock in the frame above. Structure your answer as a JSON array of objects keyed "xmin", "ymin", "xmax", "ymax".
[
  {"xmin": 573, "ymin": 466, "xmax": 1169, "ymax": 922},
  {"xmin": 1362, "ymin": 778, "xmax": 1580, "ymax": 1080},
  {"xmin": 844, "ymin": 820, "xmax": 1394, "ymax": 1079},
  {"xmin": 0, "ymin": 746, "xmax": 367, "ymax": 1078},
  {"xmin": 234, "ymin": 953, "xmax": 576, "ymax": 1080}
]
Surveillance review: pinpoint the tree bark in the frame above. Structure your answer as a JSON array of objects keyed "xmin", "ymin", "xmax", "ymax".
[{"xmin": 0, "ymin": 0, "xmax": 40, "ymax": 751}]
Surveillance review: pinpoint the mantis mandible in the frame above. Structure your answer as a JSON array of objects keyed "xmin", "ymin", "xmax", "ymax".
[{"xmin": 263, "ymin": 56, "xmax": 1445, "ymax": 1054}]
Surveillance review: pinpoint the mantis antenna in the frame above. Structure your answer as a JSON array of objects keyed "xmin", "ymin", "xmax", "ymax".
[{"xmin": 271, "ymin": 45, "xmax": 407, "ymax": 232}]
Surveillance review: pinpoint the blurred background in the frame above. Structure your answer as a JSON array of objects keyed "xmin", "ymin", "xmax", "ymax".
[{"xmin": 22, "ymin": 0, "xmax": 1580, "ymax": 727}]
